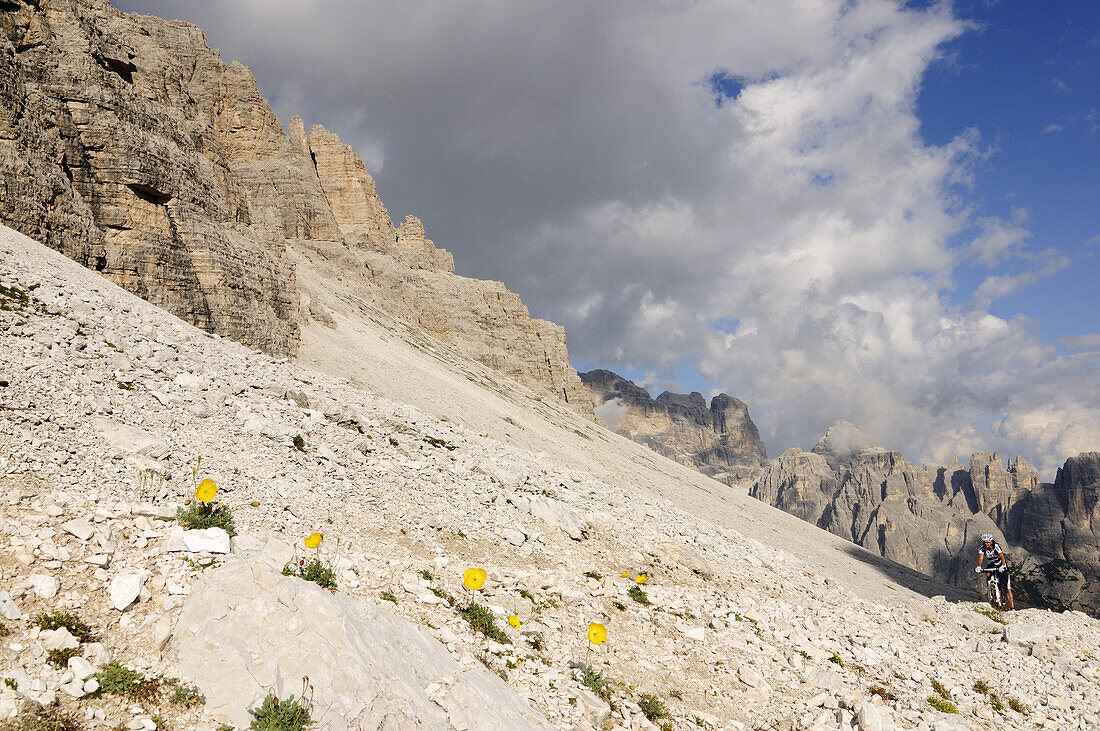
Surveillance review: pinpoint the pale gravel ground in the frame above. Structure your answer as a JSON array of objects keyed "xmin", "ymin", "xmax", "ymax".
[{"xmin": 1, "ymin": 222, "xmax": 1098, "ymax": 730}]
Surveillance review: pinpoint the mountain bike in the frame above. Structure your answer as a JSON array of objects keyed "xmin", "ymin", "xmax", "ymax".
[{"xmin": 983, "ymin": 568, "xmax": 1005, "ymax": 610}]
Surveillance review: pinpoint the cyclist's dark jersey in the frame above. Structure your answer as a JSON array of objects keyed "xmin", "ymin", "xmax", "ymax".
[{"xmin": 979, "ymin": 542, "xmax": 1006, "ymax": 569}]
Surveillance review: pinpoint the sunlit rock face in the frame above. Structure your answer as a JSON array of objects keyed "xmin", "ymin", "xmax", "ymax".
[
  {"xmin": 752, "ymin": 420, "xmax": 1100, "ymax": 613},
  {"xmin": 580, "ymin": 369, "xmax": 768, "ymax": 485},
  {"xmin": 0, "ymin": 0, "xmax": 590, "ymax": 412}
]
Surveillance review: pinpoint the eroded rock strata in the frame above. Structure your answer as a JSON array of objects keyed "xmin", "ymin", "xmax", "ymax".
[
  {"xmin": 751, "ymin": 421, "xmax": 1100, "ymax": 613},
  {"xmin": 0, "ymin": 0, "xmax": 589, "ymax": 412},
  {"xmin": 580, "ymin": 369, "xmax": 767, "ymax": 484}
]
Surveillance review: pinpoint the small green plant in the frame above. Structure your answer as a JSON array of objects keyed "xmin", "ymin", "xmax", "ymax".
[
  {"xmin": 827, "ymin": 651, "xmax": 844, "ymax": 667},
  {"xmin": 4, "ymin": 678, "xmax": 18, "ymax": 691},
  {"xmin": 637, "ymin": 693, "xmax": 667, "ymax": 722},
  {"xmin": 628, "ymin": 586, "xmax": 650, "ymax": 605},
  {"xmin": 612, "ymin": 600, "xmax": 626, "ymax": 611},
  {"xmin": 152, "ymin": 713, "xmax": 169, "ymax": 730},
  {"xmin": 526, "ymin": 634, "xmax": 544, "ymax": 651},
  {"xmin": 1007, "ymin": 696, "xmax": 1029, "ymax": 714},
  {"xmin": 869, "ymin": 684, "xmax": 897, "ymax": 701},
  {"xmin": 931, "ymin": 679, "xmax": 952, "ymax": 701},
  {"xmin": 292, "ymin": 434, "xmax": 306, "ymax": 452},
  {"xmin": 116, "ymin": 380, "xmax": 134, "ymax": 391},
  {"xmin": 286, "ymin": 559, "xmax": 337, "ymax": 591},
  {"xmin": 183, "ymin": 556, "xmax": 222, "ymax": 572},
  {"xmin": 583, "ymin": 571, "xmax": 602, "ymax": 581},
  {"xmin": 972, "ymin": 605, "xmax": 1007, "ymax": 625},
  {"xmin": 176, "ymin": 501, "xmax": 237, "ymax": 537},
  {"xmin": 458, "ymin": 602, "xmax": 510, "ymax": 644},
  {"xmin": 170, "ymin": 682, "xmax": 205, "ymax": 706},
  {"xmin": 35, "ymin": 612, "xmax": 95, "ymax": 642},
  {"xmin": 92, "ymin": 662, "xmax": 160, "ymax": 702},
  {"xmin": 496, "ymin": 668, "xmax": 508, "ymax": 681},
  {"xmin": 973, "ymin": 680, "xmax": 989, "ymax": 695},
  {"xmin": 216, "ymin": 725, "xmax": 235, "ymax": 731},
  {"xmin": 380, "ymin": 591, "xmax": 398, "ymax": 604},
  {"xmin": 420, "ymin": 569, "xmax": 435, "ymax": 581},
  {"xmin": 388, "ymin": 437, "xmax": 399, "ymax": 446},
  {"xmin": 247, "ymin": 690, "xmax": 314, "ymax": 730},
  {"xmin": 1, "ymin": 701, "xmax": 83, "ymax": 731},
  {"xmin": 927, "ymin": 695, "xmax": 958, "ymax": 714},
  {"xmin": 47, "ymin": 648, "xmax": 80, "ymax": 667},
  {"xmin": 575, "ymin": 667, "xmax": 611, "ymax": 701},
  {"xmin": 423, "ymin": 436, "xmax": 456, "ymax": 451},
  {"xmin": 668, "ymin": 688, "xmax": 683, "ymax": 700}
]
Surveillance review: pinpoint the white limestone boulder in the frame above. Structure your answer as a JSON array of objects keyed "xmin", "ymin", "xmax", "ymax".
[{"xmin": 169, "ymin": 547, "xmax": 550, "ymax": 730}]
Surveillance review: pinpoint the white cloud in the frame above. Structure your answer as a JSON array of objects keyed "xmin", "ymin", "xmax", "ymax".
[
  {"xmin": 115, "ymin": 0, "xmax": 1098, "ymax": 476},
  {"xmin": 1043, "ymin": 123, "xmax": 1063, "ymax": 133}
]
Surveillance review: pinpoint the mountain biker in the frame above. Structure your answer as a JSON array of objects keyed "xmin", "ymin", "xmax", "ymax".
[{"xmin": 975, "ymin": 533, "xmax": 1014, "ymax": 609}]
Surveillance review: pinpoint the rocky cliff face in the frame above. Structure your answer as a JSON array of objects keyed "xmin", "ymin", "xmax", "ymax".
[
  {"xmin": 751, "ymin": 421, "xmax": 1100, "ymax": 613},
  {"xmin": 0, "ymin": 0, "xmax": 589, "ymax": 412},
  {"xmin": 580, "ymin": 369, "xmax": 767, "ymax": 483}
]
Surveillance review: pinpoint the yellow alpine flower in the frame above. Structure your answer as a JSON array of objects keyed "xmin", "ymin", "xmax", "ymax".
[
  {"xmin": 588, "ymin": 622, "xmax": 607, "ymax": 645},
  {"xmin": 635, "ymin": 573, "xmax": 648, "ymax": 584},
  {"xmin": 508, "ymin": 615, "xmax": 521, "ymax": 628},
  {"xmin": 304, "ymin": 532, "xmax": 323, "ymax": 549},
  {"xmin": 195, "ymin": 478, "xmax": 217, "ymax": 504},
  {"xmin": 463, "ymin": 567, "xmax": 487, "ymax": 591},
  {"xmin": 619, "ymin": 570, "xmax": 629, "ymax": 578}
]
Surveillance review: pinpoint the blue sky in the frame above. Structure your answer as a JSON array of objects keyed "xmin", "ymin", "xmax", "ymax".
[
  {"xmin": 119, "ymin": 0, "xmax": 1099, "ymax": 474},
  {"xmin": 919, "ymin": 0, "xmax": 1098, "ymax": 345}
]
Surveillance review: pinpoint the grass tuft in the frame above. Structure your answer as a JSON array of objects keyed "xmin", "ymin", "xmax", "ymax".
[
  {"xmin": 828, "ymin": 651, "xmax": 844, "ymax": 667},
  {"xmin": 637, "ymin": 693, "xmax": 667, "ymax": 721},
  {"xmin": 927, "ymin": 695, "xmax": 958, "ymax": 714},
  {"xmin": 247, "ymin": 691, "xmax": 314, "ymax": 730},
  {"xmin": 46, "ymin": 648, "xmax": 79, "ymax": 668},
  {"xmin": 627, "ymin": 586, "xmax": 650, "ymax": 606},
  {"xmin": 35, "ymin": 612, "xmax": 95, "ymax": 642},
  {"xmin": 458, "ymin": 602, "xmax": 510, "ymax": 644},
  {"xmin": 169, "ymin": 682, "xmax": 205, "ymax": 706},
  {"xmin": 91, "ymin": 661, "xmax": 160, "ymax": 702},
  {"xmin": 379, "ymin": 591, "xmax": 398, "ymax": 604},
  {"xmin": 972, "ymin": 605, "xmax": 1007, "ymax": 625},
  {"xmin": 176, "ymin": 502, "xmax": 237, "ymax": 537},
  {"xmin": 0, "ymin": 701, "xmax": 84, "ymax": 731},
  {"xmin": 575, "ymin": 667, "xmax": 611, "ymax": 701},
  {"xmin": 931, "ymin": 679, "xmax": 952, "ymax": 701}
]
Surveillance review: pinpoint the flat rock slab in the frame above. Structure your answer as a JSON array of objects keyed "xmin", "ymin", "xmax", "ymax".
[
  {"xmin": 109, "ymin": 572, "xmax": 144, "ymax": 611},
  {"xmin": 181, "ymin": 528, "xmax": 232, "ymax": 554},
  {"xmin": 169, "ymin": 549, "xmax": 551, "ymax": 730},
  {"xmin": 61, "ymin": 518, "xmax": 95, "ymax": 541}
]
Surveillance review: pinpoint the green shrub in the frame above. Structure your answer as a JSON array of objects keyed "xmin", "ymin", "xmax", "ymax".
[
  {"xmin": 931, "ymin": 679, "xmax": 952, "ymax": 701},
  {"xmin": 92, "ymin": 662, "xmax": 160, "ymax": 702},
  {"xmin": 1007, "ymin": 696, "xmax": 1029, "ymax": 714},
  {"xmin": 46, "ymin": 648, "xmax": 79, "ymax": 668},
  {"xmin": 627, "ymin": 586, "xmax": 650, "ymax": 605},
  {"xmin": 972, "ymin": 605, "xmax": 1007, "ymax": 625},
  {"xmin": 295, "ymin": 560, "xmax": 336, "ymax": 591},
  {"xmin": 35, "ymin": 612, "xmax": 95, "ymax": 642},
  {"xmin": 990, "ymin": 694, "xmax": 1005, "ymax": 712},
  {"xmin": 248, "ymin": 691, "xmax": 314, "ymax": 730},
  {"xmin": 458, "ymin": 602, "xmax": 510, "ymax": 644},
  {"xmin": 575, "ymin": 667, "xmax": 610, "ymax": 701},
  {"xmin": 973, "ymin": 680, "xmax": 989, "ymax": 695},
  {"xmin": 170, "ymin": 682, "xmax": 205, "ymax": 706},
  {"xmin": 0, "ymin": 701, "xmax": 83, "ymax": 731},
  {"xmin": 637, "ymin": 693, "xmax": 666, "ymax": 721},
  {"xmin": 927, "ymin": 695, "xmax": 958, "ymax": 714},
  {"xmin": 176, "ymin": 502, "xmax": 237, "ymax": 537}
]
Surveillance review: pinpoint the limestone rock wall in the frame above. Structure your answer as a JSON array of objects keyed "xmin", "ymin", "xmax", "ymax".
[
  {"xmin": 580, "ymin": 369, "xmax": 767, "ymax": 484},
  {"xmin": 0, "ymin": 0, "xmax": 589, "ymax": 412},
  {"xmin": 750, "ymin": 424, "xmax": 1100, "ymax": 613}
]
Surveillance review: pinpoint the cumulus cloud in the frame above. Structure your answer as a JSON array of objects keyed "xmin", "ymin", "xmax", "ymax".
[{"xmin": 118, "ymin": 0, "xmax": 1099, "ymax": 477}]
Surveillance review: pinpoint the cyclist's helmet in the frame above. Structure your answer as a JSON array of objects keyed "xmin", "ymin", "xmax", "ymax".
[{"xmin": 980, "ymin": 533, "xmax": 994, "ymax": 543}]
